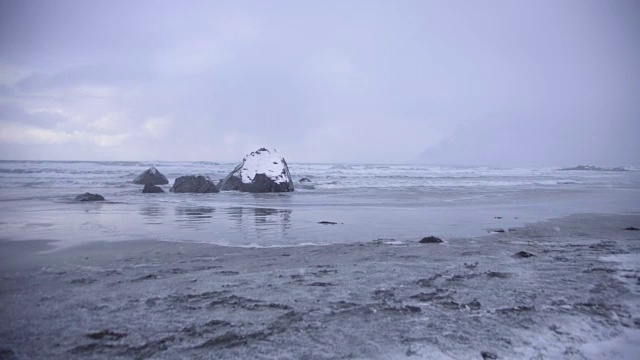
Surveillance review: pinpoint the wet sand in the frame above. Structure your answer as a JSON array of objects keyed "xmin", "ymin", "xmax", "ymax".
[{"xmin": 1, "ymin": 213, "xmax": 639, "ymax": 359}]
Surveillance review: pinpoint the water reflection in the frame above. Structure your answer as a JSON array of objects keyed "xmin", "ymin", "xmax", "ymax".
[
  {"xmin": 138, "ymin": 203, "xmax": 294, "ymax": 244},
  {"xmin": 139, "ymin": 206, "xmax": 167, "ymax": 225},
  {"xmin": 226, "ymin": 206, "xmax": 292, "ymax": 234},
  {"xmin": 175, "ymin": 206, "xmax": 215, "ymax": 227}
]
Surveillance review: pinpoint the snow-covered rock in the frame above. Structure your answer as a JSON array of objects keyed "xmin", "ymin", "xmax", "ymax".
[
  {"xmin": 170, "ymin": 175, "xmax": 219, "ymax": 193},
  {"xmin": 219, "ymin": 148, "xmax": 294, "ymax": 192},
  {"xmin": 133, "ymin": 167, "xmax": 169, "ymax": 185}
]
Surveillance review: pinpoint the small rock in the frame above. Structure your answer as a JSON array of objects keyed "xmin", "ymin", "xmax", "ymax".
[
  {"xmin": 299, "ymin": 177, "xmax": 312, "ymax": 183},
  {"xmin": 486, "ymin": 271, "xmax": 511, "ymax": 279},
  {"xmin": 624, "ymin": 226, "xmax": 639, "ymax": 231},
  {"xmin": 74, "ymin": 193, "xmax": 105, "ymax": 202},
  {"xmin": 318, "ymin": 221, "xmax": 338, "ymax": 225},
  {"xmin": 494, "ymin": 216, "xmax": 503, "ymax": 219},
  {"xmin": 481, "ymin": 351, "xmax": 498, "ymax": 359},
  {"xmin": 467, "ymin": 299, "xmax": 482, "ymax": 310},
  {"xmin": 86, "ymin": 330, "xmax": 127, "ymax": 340},
  {"xmin": 419, "ymin": 236, "xmax": 443, "ymax": 244},
  {"xmin": 514, "ymin": 251, "xmax": 535, "ymax": 258},
  {"xmin": 0, "ymin": 347, "xmax": 16, "ymax": 360},
  {"xmin": 142, "ymin": 183, "xmax": 164, "ymax": 193}
]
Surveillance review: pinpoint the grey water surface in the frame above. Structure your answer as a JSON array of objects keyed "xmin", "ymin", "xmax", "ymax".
[{"xmin": 0, "ymin": 161, "xmax": 638, "ymax": 248}]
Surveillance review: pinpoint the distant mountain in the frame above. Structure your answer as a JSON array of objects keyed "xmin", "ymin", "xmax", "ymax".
[{"xmin": 559, "ymin": 165, "xmax": 629, "ymax": 172}]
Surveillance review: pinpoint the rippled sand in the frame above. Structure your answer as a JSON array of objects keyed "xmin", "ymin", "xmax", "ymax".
[{"xmin": 1, "ymin": 213, "xmax": 639, "ymax": 359}]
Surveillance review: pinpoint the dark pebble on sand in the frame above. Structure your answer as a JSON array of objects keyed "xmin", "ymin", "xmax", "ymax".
[
  {"xmin": 486, "ymin": 271, "xmax": 511, "ymax": 279},
  {"xmin": 481, "ymin": 351, "xmax": 498, "ymax": 359},
  {"xmin": 86, "ymin": 330, "xmax": 127, "ymax": 340},
  {"xmin": 419, "ymin": 236, "xmax": 443, "ymax": 244},
  {"xmin": 0, "ymin": 347, "xmax": 17, "ymax": 360},
  {"xmin": 624, "ymin": 226, "xmax": 639, "ymax": 231},
  {"xmin": 467, "ymin": 299, "xmax": 482, "ymax": 310},
  {"xmin": 513, "ymin": 251, "xmax": 535, "ymax": 258}
]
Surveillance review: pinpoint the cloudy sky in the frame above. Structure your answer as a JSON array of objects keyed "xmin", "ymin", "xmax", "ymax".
[{"xmin": 0, "ymin": 0, "xmax": 638, "ymax": 165}]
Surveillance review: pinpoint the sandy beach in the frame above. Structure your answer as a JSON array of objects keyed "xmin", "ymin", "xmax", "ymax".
[{"xmin": 1, "ymin": 213, "xmax": 639, "ymax": 359}]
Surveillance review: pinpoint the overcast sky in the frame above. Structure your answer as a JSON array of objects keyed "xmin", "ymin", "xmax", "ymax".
[{"xmin": 0, "ymin": 0, "xmax": 638, "ymax": 165}]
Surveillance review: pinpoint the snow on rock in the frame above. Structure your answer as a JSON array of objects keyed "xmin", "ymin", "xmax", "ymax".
[
  {"xmin": 133, "ymin": 166, "xmax": 169, "ymax": 185},
  {"xmin": 219, "ymin": 148, "xmax": 294, "ymax": 193}
]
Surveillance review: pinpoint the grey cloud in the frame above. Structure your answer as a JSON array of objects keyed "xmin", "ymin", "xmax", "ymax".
[
  {"xmin": 11, "ymin": 64, "xmax": 154, "ymax": 93},
  {"xmin": 0, "ymin": 0, "xmax": 638, "ymax": 164},
  {"xmin": 0, "ymin": 103, "xmax": 67, "ymax": 127}
]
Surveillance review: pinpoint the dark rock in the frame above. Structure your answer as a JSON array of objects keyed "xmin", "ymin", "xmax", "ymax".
[
  {"xmin": 514, "ymin": 251, "xmax": 535, "ymax": 258},
  {"xmin": 170, "ymin": 175, "xmax": 219, "ymax": 193},
  {"xmin": 197, "ymin": 331, "xmax": 262, "ymax": 349},
  {"xmin": 486, "ymin": 271, "xmax": 511, "ymax": 279},
  {"xmin": 410, "ymin": 289, "xmax": 449, "ymax": 302},
  {"xmin": 299, "ymin": 177, "xmax": 312, "ymax": 183},
  {"xmin": 494, "ymin": 216, "xmax": 503, "ymax": 219},
  {"xmin": 318, "ymin": 221, "xmax": 338, "ymax": 225},
  {"xmin": 86, "ymin": 330, "xmax": 127, "ymax": 340},
  {"xmin": 372, "ymin": 289, "xmax": 395, "ymax": 302},
  {"xmin": 133, "ymin": 166, "xmax": 169, "ymax": 185},
  {"xmin": 481, "ymin": 351, "xmax": 498, "ymax": 359},
  {"xmin": 466, "ymin": 299, "xmax": 482, "ymax": 310},
  {"xmin": 490, "ymin": 229, "xmax": 506, "ymax": 233},
  {"xmin": 624, "ymin": 226, "xmax": 639, "ymax": 231},
  {"xmin": 415, "ymin": 274, "xmax": 442, "ymax": 287},
  {"xmin": 439, "ymin": 301, "xmax": 462, "ymax": 310},
  {"xmin": 218, "ymin": 148, "xmax": 294, "ymax": 193},
  {"xmin": 218, "ymin": 171, "xmax": 242, "ymax": 191},
  {"xmin": 142, "ymin": 183, "xmax": 164, "ymax": 193},
  {"xmin": 74, "ymin": 193, "xmax": 105, "ymax": 202},
  {"xmin": 0, "ymin": 347, "xmax": 17, "ymax": 360},
  {"xmin": 403, "ymin": 305, "xmax": 422, "ymax": 313},
  {"xmin": 419, "ymin": 236, "xmax": 443, "ymax": 244}
]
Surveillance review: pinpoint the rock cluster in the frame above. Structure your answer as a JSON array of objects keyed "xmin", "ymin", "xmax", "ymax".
[{"xmin": 127, "ymin": 149, "xmax": 298, "ymax": 196}]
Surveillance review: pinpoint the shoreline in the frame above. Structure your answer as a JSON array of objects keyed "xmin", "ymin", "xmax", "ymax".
[{"xmin": 1, "ymin": 212, "xmax": 639, "ymax": 359}]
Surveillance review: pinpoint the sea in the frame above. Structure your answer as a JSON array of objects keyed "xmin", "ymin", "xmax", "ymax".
[{"xmin": 1, "ymin": 161, "xmax": 639, "ymax": 248}]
